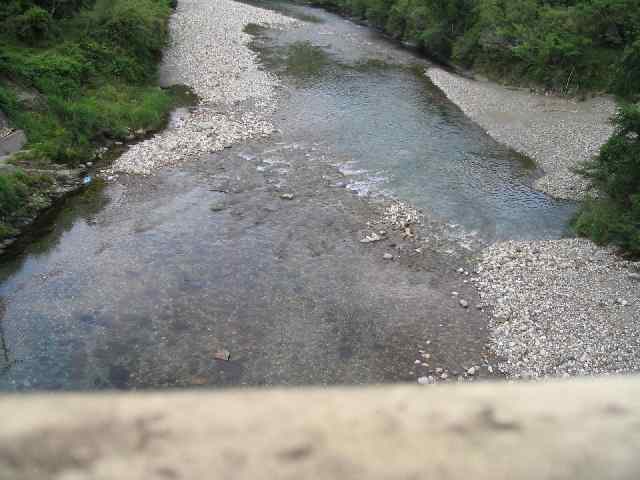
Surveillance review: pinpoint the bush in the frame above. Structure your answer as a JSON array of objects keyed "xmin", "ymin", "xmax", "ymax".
[
  {"xmin": 0, "ymin": 171, "xmax": 30, "ymax": 218},
  {"xmin": 575, "ymin": 104, "xmax": 640, "ymax": 255},
  {"xmin": 308, "ymin": 0, "xmax": 640, "ymax": 96},
  {"xmin": 0, "ymin": 0, "xmax": 175, "ymax": 166},
  {"xmin": 12, "ymin": 6, "xmax": 53, "ymax": 44}
]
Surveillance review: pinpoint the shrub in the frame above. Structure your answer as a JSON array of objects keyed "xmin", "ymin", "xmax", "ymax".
[
  {"xmin": 12, "ymin": 6, "xmax": 53, "ymax": 44},
  {"xmin": 614, "ymin": 39, "xmax": 640, "ymax": 98},
  {"xmin": 0, "ymin": 0, "xmax": 175, "ymax": 166},
  {"xmin": 575, "ymin": 104, "xmax": 640, "ymax": 255},
  {"xmin": 0, "ymin": 171, "xmax": 30, "ymax": 218}
]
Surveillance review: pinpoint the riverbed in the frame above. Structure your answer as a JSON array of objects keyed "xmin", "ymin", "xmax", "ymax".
[{"xmin": 0, "ymin": 0, "xmax": 580, "ymax": 390}]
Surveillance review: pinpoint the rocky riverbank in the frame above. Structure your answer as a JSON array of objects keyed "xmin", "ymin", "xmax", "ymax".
[
  {"xmin": 109, "ymin": 0, "xmax": 296, "ymax": 176},
  {"xmin": 426, "ymin": 67, "xmax": 640, "ymax": 379},
  {"xmin": 425, "ymin": 67, "xmax": 616, "ymax": 201}
]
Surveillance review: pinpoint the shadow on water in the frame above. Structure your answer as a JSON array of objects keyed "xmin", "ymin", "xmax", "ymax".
[{"xmin": 0, "ymin": 179, "xmax": 110, "ymax": 277}]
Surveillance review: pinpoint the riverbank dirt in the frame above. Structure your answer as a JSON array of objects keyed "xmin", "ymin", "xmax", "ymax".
[{"xmin": 426, "ymin": 67, "xmax": 640, "ymax": 379}]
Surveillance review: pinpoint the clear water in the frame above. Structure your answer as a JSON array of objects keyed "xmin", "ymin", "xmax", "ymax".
[{"xmin": 0, "ymin": 2, "xmax": 577, "ymax": 391}]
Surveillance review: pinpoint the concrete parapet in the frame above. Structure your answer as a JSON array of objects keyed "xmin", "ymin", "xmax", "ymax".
[{"xmin": 1, "ymin": 378, "xmax": 639, "ymax": 479}]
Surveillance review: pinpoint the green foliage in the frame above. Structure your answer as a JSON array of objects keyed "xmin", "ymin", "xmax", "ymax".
[
  {"xmin": 0, "ymin": 169, "xmax": 53, "ymax": 225},
  {"xmin": 574, "ymin": 104, "xmax": 640, "ymax": 255},
  {"xmin": 10, "ymin": 6, "xmax": 54, "ymax": 44},
  {"xmin": 0, "ymin": 0, "xmax": 175, "ymax": 166},
  {"xmin": 309, "ymin": 0, "xmax": 640, "ymax": 96}
]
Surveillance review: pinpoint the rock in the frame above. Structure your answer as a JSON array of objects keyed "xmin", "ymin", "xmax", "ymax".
[
  {"xmin": 467, "ymin": 366, "xmax": 477, "ymax": 376},
  {"xmin": 360, "ymin": 232, "xmax": 381, "ymax": 243},
  {"xmin": 280, "ymin": 193, "xmax": 294, "ymax": 200},
  {"xmin": 435, "ymin": 367, "xmax": 443, "ymax": 374},
  {"xmin": 459, "ymin": 299, "xmax": 469, "ymax": 308},
  {"xmin": 440, "ymin": 372, "xmax": 449, "ymax": 380},
  {"xmin": 628, "ymin": 273, "xmax": 640, "ymax": 282},
  {"xmin": 417, "ymin": 376, "xmax": 432, "ymax": 385},
  {"xmin": 383, "ymin": 253, "xmax": 393, "ymax": 260},
  {"xmin": 414, "ymin": 360, "xmax": 421, "ymax": 365},
  {"xmin": 0, "ymin": 130, "xmax": 27, "ymax": 157},
  {"xmin": 214, "ymin": 350, "xmax": 231, "ymax": 361},
  {"xmin": 457, "ymin": 267, "xmax": 464, "ymax": 273},
  {"xmin": 190, "ymin": 376, "xmax": 208, "ymax": 385},
  {"xmin": 209, "ymin": 199, "xmax": 226, "ymax": 212},
  {"xmin": 451, "ymin": 291, "xmax": 459, "ymax": 297}
]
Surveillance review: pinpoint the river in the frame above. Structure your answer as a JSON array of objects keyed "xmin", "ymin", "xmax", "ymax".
[{"xmin": 0, "ymin": 1, "xmax": 575, "ymax": 390}]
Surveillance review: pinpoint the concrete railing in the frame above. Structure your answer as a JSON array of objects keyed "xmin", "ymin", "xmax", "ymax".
[{"xmin": 1, "ymin": 377, "xmax": 639, "ymax": 479}]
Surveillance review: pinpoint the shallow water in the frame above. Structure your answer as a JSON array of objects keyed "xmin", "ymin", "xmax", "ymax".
[
  {"xmin": 251, "ymin": 2, "xmax": 576, "ymax": 241},
  {"xmin": 0, "ymin": 2, "xmax": 576, "ymax": 391}
]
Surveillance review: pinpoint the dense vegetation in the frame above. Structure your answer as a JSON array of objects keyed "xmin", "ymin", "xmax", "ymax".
[
  {"xmin": 0, "ymin": 0, "xmax": 175, "ymax": 238},
  {"xmin": 310, "ymin": 0, "xmax": 640, "ymax": 97},
  {"xmin": 574, "ymin": 104, "xmax": 640, "ymax": 256}
]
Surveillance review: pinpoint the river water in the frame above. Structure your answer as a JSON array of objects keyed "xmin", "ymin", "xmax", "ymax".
[{"xmin": 0, "ymin": 1, "xmax": 575, "ymax": 390}]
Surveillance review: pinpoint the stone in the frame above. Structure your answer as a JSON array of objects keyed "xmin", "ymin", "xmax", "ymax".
[
  {"xmin": 417, "ymin": 376, "xmax": 431, "ymax": 385},
  {"xmin": 214, "ymin": 350, "xmax": 231, "ymax": 361},
  {"xmin": 360, "ymin": 233, "xmax": 381, "ymax": 243},
  {"xmin": 0, "ymin": 130, "xmax": 27, "ymax": 157},
  {"xmin": 383, "ymin": 253, "xmax": 393, "ymax": 260},
  {"xmin": 467, "ymin": 366, "xmax": 477, "ymax": 376},
  {"xmin": 459, "ymin": 299, "xmax": 469, "ymax": 308},
  {"xmin": 280, "ymin": 193, "xmax": 294, "ymax": 200},
  {"xmin": 210, "ymin": 200, "xmax": 226, "ymax": 212},
  {"xmin": 628, "ymin": 273, "xmax": 640, "ymax": 282}
]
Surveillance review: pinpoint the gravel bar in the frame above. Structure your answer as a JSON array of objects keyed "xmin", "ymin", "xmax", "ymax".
[
  {"xmin": 112, "ymin": 0, "xmax": 296, "ymax": 175},
  {"xmin": 474, "ymin": 240, "xmax": 640, "ymax": 379},
  {"xmin": 427, "ymin": 67, "xmax": 640, "ymax": 379},
  {"xmin": 426, "ymin": 67, "xmax": 616, "ymax": 200}
]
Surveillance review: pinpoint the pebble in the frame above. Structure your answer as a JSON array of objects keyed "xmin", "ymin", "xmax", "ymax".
[
  {"xmin": 360, "ymin": 232, "xmax": 381, "ymax": 243},
  {"xmin": 383, "ymin": 253, "xmax": 394, "ymax": 260},
  {"xmin": 476, "ymin": 239, "xmax": 640, "ymax": 379},
  {"xmin": 280, "ymin": 193, "xmax": 295, "ymax": 200},
  {"xmin": 209, "ymin": 200, "xmax": 226, "ymax": 211},
  {"xmin": 459, "ymin": 299, "xmax": 469, "ymax": 308}
]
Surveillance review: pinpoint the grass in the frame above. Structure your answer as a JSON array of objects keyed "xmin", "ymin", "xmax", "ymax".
[
  {"xmin": 0, "ymin": 169, "xmax": 54, "ymax": 237},
  {"xmin": 0, "ymin": 0, "xmax": 177, "ymax": 240}
]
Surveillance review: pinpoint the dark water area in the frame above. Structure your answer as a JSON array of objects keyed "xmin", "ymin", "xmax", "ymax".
[{"xmin": 0, "ymin": 2, "xmax": 575, "ymax": 391}]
